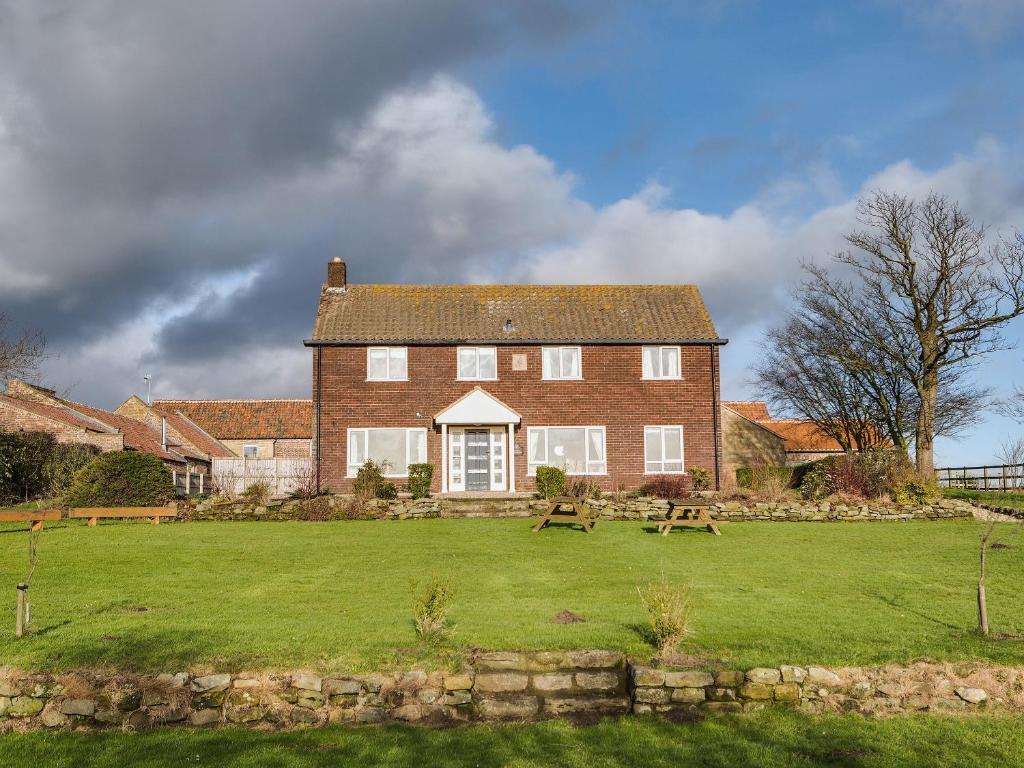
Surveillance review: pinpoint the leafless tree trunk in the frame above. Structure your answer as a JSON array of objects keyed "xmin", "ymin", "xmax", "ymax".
[
  {"xmin": 978, "ymin": 519, "xmax": 997, "ymax": 636},
  {"xmin": 794, "ymin": 192, "xmax": 1024, "ymax": 476}
]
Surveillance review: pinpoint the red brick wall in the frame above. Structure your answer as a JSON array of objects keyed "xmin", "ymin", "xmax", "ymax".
[
  {"xmin": 313, "ymin": 344, "xmax": 721, "ymax": 493},
  {"xmin": 0, "ymin": 399, "xmax": 124, "ymax": 452}
]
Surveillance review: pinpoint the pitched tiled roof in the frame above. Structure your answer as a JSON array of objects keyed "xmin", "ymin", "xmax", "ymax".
[
  {"xmin": 0, "ymin": 394, "xmax": 116, "ymax": 434},
  {"xmin": 151, "ymin": 407, "xmax": 235, "ymax": 459},
  {"xmin": 722, "ymin": 401, "xmax": 772, "ymax": 422},
  {"xmin": 154, "ymin": 399, "xmax": 313, "ymax": 440},
  {"xmin": 309, "ymin": 284, "xmax": 722, "ymax": 344},
  {"xmin": 70, "ymin": 402, "xmax": 201, "ymax": 462},
  {"xmin": 762, "ymin": 420, "xmax": 845, "ymax": 453}
]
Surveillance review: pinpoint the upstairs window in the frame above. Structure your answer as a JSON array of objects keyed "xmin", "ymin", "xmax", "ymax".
[
  {"xmin": 458, "ymin": 346, "xmax": 497, "ymax": 380},
  {"xmin": 542, "ymin": 346, "xmax": 582, "ymax": 380},
  {"xmin": 642, "ymin": 346, "xmax": 681, "ymax": 380},
  {"xmin": 644, "ymin": 426, "xmax": 684, "ymax": 474},
  {"xmin": 367, "ymin": 347, "xmax": 408, "ymax": 381}
]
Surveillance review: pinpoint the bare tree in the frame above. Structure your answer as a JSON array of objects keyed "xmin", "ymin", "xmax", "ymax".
[
  {"xmin": 798, "ymin": 192, "xmax": 1024, "ymax": 475},
  {"xmin": 0, "ymin": 313, "xmax": 46, "ymax": 387},
  {"xmin": 755, "ymin": 281, "xmax": 989, "ymax": 454},
  {"xmin": 995, "ymin": 437, "xmax": 1024, "ymax": 488}
]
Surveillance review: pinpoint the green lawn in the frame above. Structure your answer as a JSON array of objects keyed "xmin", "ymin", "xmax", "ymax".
[
  {"xmin": 2, "ymin": 710, "xmax": 1023, "ymax": 767},
  {"xmin": 0, "ymin": 517, "xmax": 1022, "ymax": 672},
  {"xmin": 943, "ymin": 487, "xmax": 1024, "ymax": 509}
]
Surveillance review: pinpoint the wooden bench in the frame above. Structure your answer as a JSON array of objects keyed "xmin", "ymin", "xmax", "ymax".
[
  {"xmin": 656, "ymin": 499, "xmax": 724, "ymax": 536},
  {"xmin": 531, "ymin": 496, "xmax": 598, "ymax": 534},
  {"xmin": 0, "ymin": 510, "xmax": 62, "ymax": 531},
  {"xmin": 70, "ymin": 506, "xmax": 178, "ymax": 527}
]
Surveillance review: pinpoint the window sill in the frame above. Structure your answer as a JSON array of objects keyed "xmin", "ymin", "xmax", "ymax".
[
  {"xmin": 365, "ymin": 378, "xmax": 410, "ymax": 382},
  {"xmin": 644, "ymin": 471, "xmax": 688, "ymax": 476},
  {"xmin": 641, "ymin": 377, "xmax": 684, "ymax": 381},
  {"xmin": 540, "ymin": 377, "xmax": 584, "ymax": 382},
  {"xmin": 456, "ymin": 377, "xmax": 499, "ymax": 382},
  {"xmin": 527, "ymin": 472, "xmax": 608, "ymax": 478}
]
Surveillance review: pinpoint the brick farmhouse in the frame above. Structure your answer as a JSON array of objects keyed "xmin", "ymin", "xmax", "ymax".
[{"xmin": 305, "ymin": 260, "xmax": 728, "ymax": 494}]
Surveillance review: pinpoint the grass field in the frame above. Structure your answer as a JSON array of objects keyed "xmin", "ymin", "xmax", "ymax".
[
  {"xmin": 0, "ymin": 517, "xmax": 1022, "ymax": 672},
  {"xmin": 943, "ymin": 487, "xmax": 1024, "ymax": 509},
  {"xmin": 2, "ymin": 710, "xmax": 1023, "ymax": 767}
]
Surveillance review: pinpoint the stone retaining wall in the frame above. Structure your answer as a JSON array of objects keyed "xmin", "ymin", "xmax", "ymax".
[
  {"xmin": 186, "ymin": 494, "xmax": 977, "ymax": 523},
  {"xmin": 0, "ymin": 655, "xmax": 1012, "ymax": 732}
]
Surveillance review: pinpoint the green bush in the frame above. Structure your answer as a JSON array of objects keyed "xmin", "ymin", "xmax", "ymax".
[
  {"xmin": 891, "ymin": 475, "xmax": 940, "ymax": 505},
  {"xmin": 376, "ymin": 481, "xmax": 398, "ymax": 500},
  {"xmin": 408, "ymin": 463, "xmax": 434, "ymax": 499},
  {"xmin": 535, "ymin": 466, "xmax": 567, "ymax": 499},
  {"xmin": 798, "ymin": 461, "xmax": 831, "ymax": 500},
  {"xmin": 353, "ymin": 461, "xmax": 386, "ymax": 499},
  {"xmin": 241, "ymin": 481, "xmax": 270, "ymax": 505},
  {"xmin": 799, "ymin": 450, "xmax": 915, "ymax": 500},
  {"xmin": 736, "ymin": 465, "xmax": 794, "ymax": 491},
  {"xmin": 410, "ymin": 573, "xmax": 457, "ymax": 640},
  {"xmin": 690, "ymin": 466, "xmax": 711, "ymax": 492},
  {"xmin": 62, "ymin": 451, "xmax": 174, "ymax": 507},
  {"xmin": 0, "ymin": 431, "xmax": 98, "ymax": 504}
]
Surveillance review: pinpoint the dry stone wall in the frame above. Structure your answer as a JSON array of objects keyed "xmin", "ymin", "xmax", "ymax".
[
  {"xmin": 0, "ymin": 656, "xmax": 1014, "ymax": 733},
  {"xmin": 186, "ymin": 495, "xmax": 977, "ymax": 523}
]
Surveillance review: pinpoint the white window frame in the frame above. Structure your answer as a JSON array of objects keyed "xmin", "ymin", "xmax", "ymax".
[
  {"xmin": 456, "ymin": 346, "xmax": 498, "ymax": 381},
  {"xmin": 642, "ymin": 346, "xmax": 682, "ymax": 380},
  {"xmin": 366, "ymin": 347, "xmax": 408, "ymax": 381},
  {"xmin": 242, "ymin": 444, "xmax": 259, "ymax": 459},
  {"xmin": 346, "ymin": 427, "xmax": 427, "ymax": 477},
  {"xmin": 541, "ymin": 346, "xmax": 583, "ymax": 381},
  {"xmin": 644, "ymin": 425, "xmax": 686, "ymax": 475},
  {"xmin": 526, "ymin": 426, "xmax": 607, "ymax": 476}
]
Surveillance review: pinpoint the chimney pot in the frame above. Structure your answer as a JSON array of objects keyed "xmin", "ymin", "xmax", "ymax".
[{"xmin": 327, "ymin": 258, "xmax": 347, "ymax": 289}]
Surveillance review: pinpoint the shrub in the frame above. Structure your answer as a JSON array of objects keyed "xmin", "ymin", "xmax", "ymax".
[
  {"xmin": 891, "ymin": 474, "xmax": 940, "ymax": 505},
  {"xmin": 690, "ymin": 466, "xmax": 711, "ymax": 492},
  {"xmin": 636, "ymin": 578, "xmax": 692, "ymax": 657},
  {"xmin": 410, "ymin": 573, "xmax": 456, "ymax": 639},
  {"xmin": 62, "ymin": 451, "xmax": 174, "ymax": 507},
  {"xmin": 567, "ymin": 478, "xmax": 602, "ymax": 499},
  {"xmin": 376, "ymin": 481, "xmax": 398, "ymax": 500},
  {"xmin": 407, "ymin": 463, "xmax": 434, "ymax": 499},
  {"xmin": 297, "ymin": 496, "xmax": 335, "ymax": 521},
  {"xmin": 799, "ymin": 450, "xmax": 914, "ymax": 500},
  {"xmin": 0, "ymin": 431, "xmax": 57, "ymax": 504},
  {"xmin": 353, "ymin": 460, "xmax": 386, "ymax": 499},
  {"xmin": 736, "ymin": 465, "xmax": 794, "ymax": 490},
  {"xmin": 42, "ymin": 442, "xmax": 99, "ymax": 499},
  {"xmin": 535, "ymin": 466, "xmax": 566, "ymax": 499},
  {"xmin": 241, "ymin": 481, "xmax": 270, "ymax": 505},
  {"xmin": 799, "ymin": 461, "xmax": 830, "ymax": 500},
  {"xmin": 639, "ymin": 475, "xmax": 689, "ymax": 499}
]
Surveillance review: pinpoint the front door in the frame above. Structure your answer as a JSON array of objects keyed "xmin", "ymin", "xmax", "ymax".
[{"xmin": 465, "ymin": 429, "xmax": 491, "ymax": 491}]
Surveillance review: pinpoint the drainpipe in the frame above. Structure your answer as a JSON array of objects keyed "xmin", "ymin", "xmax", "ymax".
[
  {"xmin": 710, "ymin": 346, "xmax": 721, "ymax": 491},
  {"xmin": 315, "ymin": 346, "xmax": 322, "ymax": 493}
]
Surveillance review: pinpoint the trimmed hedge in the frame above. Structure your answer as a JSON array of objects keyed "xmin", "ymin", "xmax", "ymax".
[
  {"xmin": 408, "ymin": 463, "xmax": 434, "ymax": 499},
  {"xmin": 735, "ymin": 465, "xmax": 795, "ymax": 490},
  {"xmin": 62, "ymin": 451, "xmax": 174, "ymax": 507},
  {"xmin": 535, "ymin": 466, "xmax": 567, "ymax": 499}
]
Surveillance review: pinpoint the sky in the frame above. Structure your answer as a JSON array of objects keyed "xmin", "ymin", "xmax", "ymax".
[{"xmin": 1, "ymin": 0, "xmax": 1023, "ymax": 467}]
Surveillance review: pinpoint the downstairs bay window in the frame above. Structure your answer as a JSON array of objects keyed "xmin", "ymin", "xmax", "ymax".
[
  {"xmin": 527, "ymin": 426, "xmax": 606, "ymax": 475},
  {"xmin": 644, "ymin": 426, "xmax": 684, "ymax": 474},
  {"xmin": 347, "ymin": 427, "xmax": 427, "ymax": 477}
]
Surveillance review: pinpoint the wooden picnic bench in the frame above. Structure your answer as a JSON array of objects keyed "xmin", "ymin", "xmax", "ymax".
[
  {"xmin": 70, "ymin": 506, "xmax": 178, "ymax": 527},
  {"xmin": 0, "ymin": 510, "xmax": 62, "ymax": 531},
  {"xmin": 656, "ymin": 499, "xmax": 724, "ymax": 536},
  {"xmin": 531, "ymin": 496, "xmax": 598, "ymax": 534}
]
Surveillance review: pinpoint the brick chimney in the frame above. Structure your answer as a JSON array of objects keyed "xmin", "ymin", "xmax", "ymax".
[{"xmin": 327, "ymin": 257, "xmax": 347, "ymax": 289}]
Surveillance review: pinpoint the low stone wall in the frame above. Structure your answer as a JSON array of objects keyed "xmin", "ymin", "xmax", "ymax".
[
  {"xmin": 186, "ymin": 494, "xmax": 977, "ymax": 523},
  {"xmin": 0, "ymin": 655, "xmax": 1012, "ymax": 732},
  {"xmin": 631, "ymin": 662, "xmax": 1002, "ymax": 716}
]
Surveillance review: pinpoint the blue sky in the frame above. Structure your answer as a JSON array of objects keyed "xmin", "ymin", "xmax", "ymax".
[{"xmin": 1, "ymin": 1, "xmax": 1023, "ymax": 467}]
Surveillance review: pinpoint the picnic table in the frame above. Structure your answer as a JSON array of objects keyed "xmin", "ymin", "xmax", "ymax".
[
  {"xmin": 531, "ymin": 496, "xmax": 598, "ymax": 534},
  {"xmin": 656, "ymin": 499, "xmax": 723, "ymax": 536}
]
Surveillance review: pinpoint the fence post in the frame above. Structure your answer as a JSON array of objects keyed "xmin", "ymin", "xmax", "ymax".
[{"xmin": 200, "ymin": 473, "xmax": 205, "ymax": 495}]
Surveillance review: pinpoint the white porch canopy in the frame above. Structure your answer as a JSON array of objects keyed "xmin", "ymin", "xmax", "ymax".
[
  {"xmin": 434, "ymin": 387, "xmax": 521, "ymax": 426},
  {"xmin": 435, "ymin": 388, "xmax": 520, "ymax": 494}
]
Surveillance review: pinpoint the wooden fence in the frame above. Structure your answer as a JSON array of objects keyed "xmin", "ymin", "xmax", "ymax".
[
  {"xmin": 936, "ymin": 464, "xmax": 1024, "ymax": 492},
  {"xmin": 211, "ymin": 457, "xmax": 312, "ymax": 498}
]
